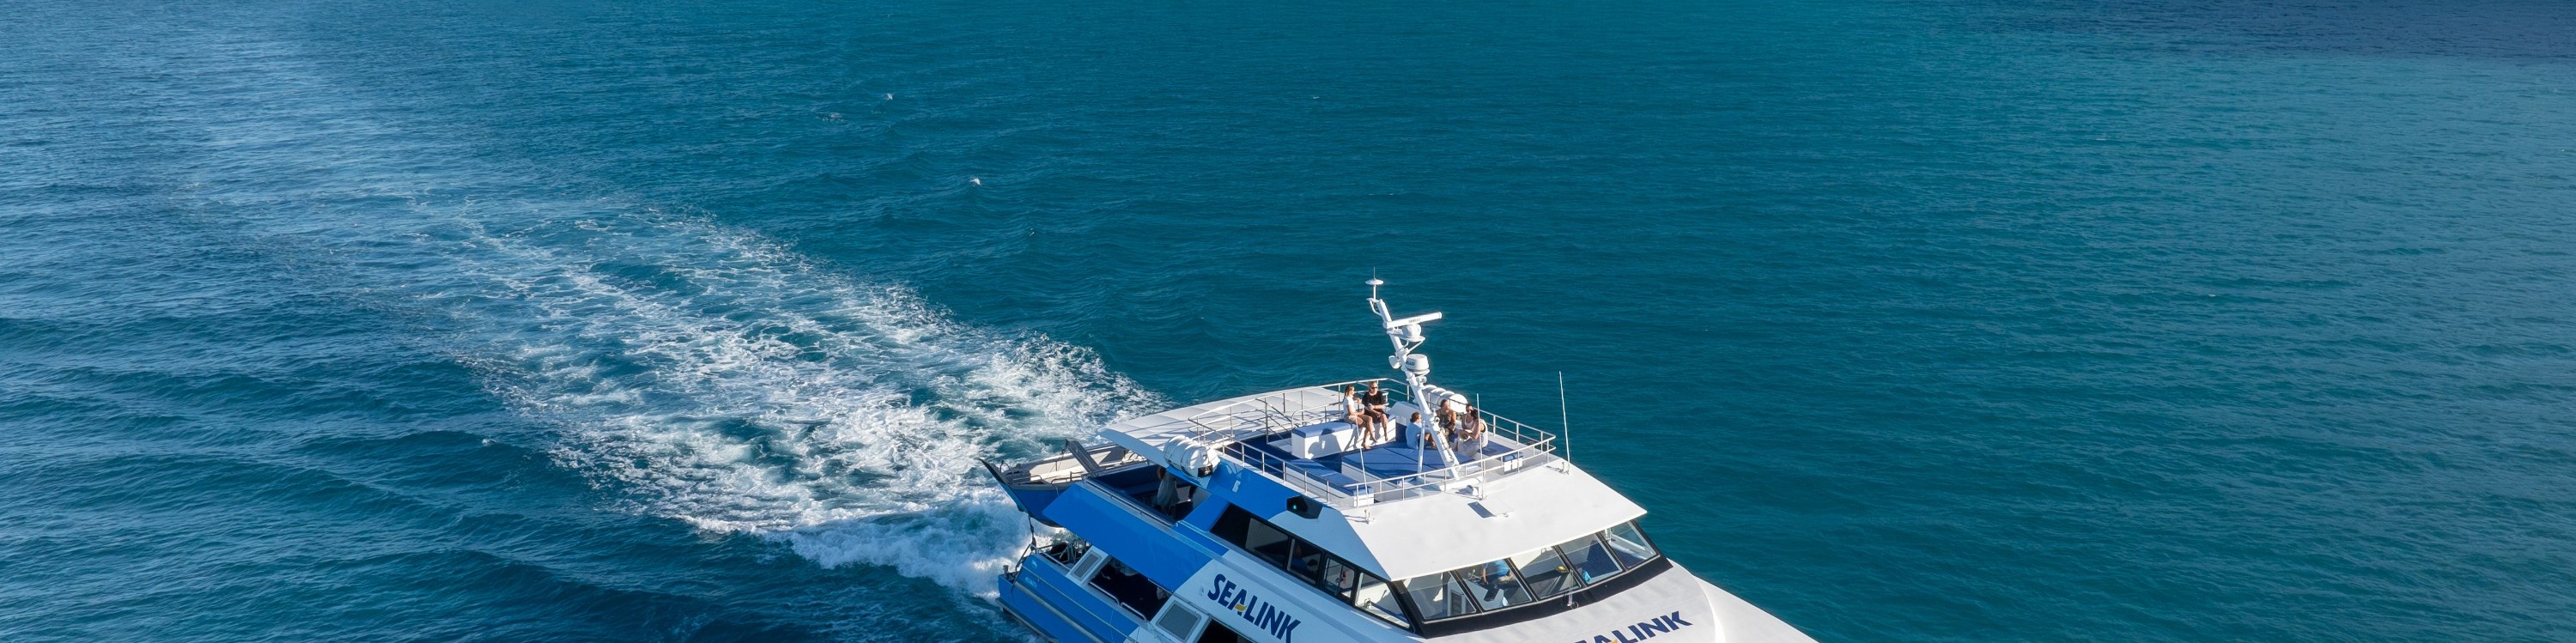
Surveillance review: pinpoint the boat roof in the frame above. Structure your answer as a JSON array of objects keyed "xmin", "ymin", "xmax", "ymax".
[
  {"xmin": 1097, "ymin": 383, "xmax": 1355, "ymax": 461},
  {"xmin": 1096, "ymin": 381, "xmax": 1648, "ymax": 580}
]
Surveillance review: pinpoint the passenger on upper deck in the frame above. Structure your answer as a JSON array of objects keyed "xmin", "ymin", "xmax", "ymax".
[
  {"xmin": 1340, "ymin": 385, "xmax": 1366, "ymax": 429},
  {"xmin": 1452, "ymin": 402, "xmax": 1488, "ymax": 461},
  {"xmin": 1360, "ymin": 381, "xmax": 1392, "ymax": 445}
]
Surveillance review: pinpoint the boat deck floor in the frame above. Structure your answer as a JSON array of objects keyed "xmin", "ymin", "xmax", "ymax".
[{"xmin": 1239, "ymin": 422, "xmax": 1522, "ymax": 494}]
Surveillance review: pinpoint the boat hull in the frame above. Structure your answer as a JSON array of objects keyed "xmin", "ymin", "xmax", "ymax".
[{"xmin": 996, "ymin": 547, "xmax": 1815, "ymax": 643}]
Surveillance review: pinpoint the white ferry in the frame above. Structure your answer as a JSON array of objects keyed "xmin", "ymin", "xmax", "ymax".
[{"xmin": 984, "ymin": 281, "xmax": 1819, "ymax": 643}]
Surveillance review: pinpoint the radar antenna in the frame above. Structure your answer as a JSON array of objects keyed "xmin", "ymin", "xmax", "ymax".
[{"xmin": 1366, "ymin": 279, "xmax": 1454, "ymax": 468}]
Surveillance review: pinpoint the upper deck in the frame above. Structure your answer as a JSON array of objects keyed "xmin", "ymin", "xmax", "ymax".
[
  {"xmin": 1094, "ymin": 379, "xmax": 1649, "ymax": 581},
  {"xmin": 1080, "ymin": 282, "xmax": 1649, "ymax": 580},
  {"xmin": 1097, "ymin": 379, "xmax": 1564, "ymax": 509},
  {"xmin": 993, "ymin": 282, "xmax": 1820, "ymax": 643}
]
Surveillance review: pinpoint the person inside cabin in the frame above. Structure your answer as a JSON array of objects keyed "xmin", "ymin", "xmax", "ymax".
[
  {"xmin": 1150, "ymin": 469, "xmax": 1196, "ymax": 520},
  {"xmin": 1465, "ymin": 558, "xmax": 1520, "ymax": 604}
]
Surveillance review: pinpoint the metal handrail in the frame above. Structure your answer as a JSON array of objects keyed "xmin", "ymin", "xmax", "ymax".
[
  {"xmin": 1342, "ymin": 434, "xmax": 1559, "ymax": 502},
  {"xmin": 1121, "ymin": 379, "xmax": 1571, "ymax": 508},
  {"xmin": 1219, "ymin": 433, "xmax": 1560, "ymax": 508}
]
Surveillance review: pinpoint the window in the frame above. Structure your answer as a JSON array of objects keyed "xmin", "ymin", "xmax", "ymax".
[
  {"xmin": 1206, "ymin": 506, "xmax": 1408, "ymax": 628},
  {"xmin": 1242, "ymin": 519, "xmax": 1296, "ymax": 567},
  {"xmin": 1087, "ymin": 557, "xmax": 1170, "ymax": 618},
  {"xmin": 1042, "ymin": 535, "xmax": 1091, "ymax": 567},
  {"xmin": 1455, "ymin": 558, "xmax": 1533, "ymax": 610},
  {"xmin": 1399, "ymin": 572, "xmax": 1481, "ymax": 621},
  {"xmin": 1558, "ymin": 534, "xmax": 1625, "ymax": 585},
  {"xmin": 1511, "ymin": 545, "xmax": 1581, "ymax": 598},
  {"xmin": 1211, "ymin": 505, "xmax": 1250, "ymax": 542},
  {"xmin": 1285, "ymin": 541, "xmax": 1329, "ymax": 585},
  {"xmin": 1353, "ymin": 575, "xmax": 1409, "ymax": 627},
  {"xmin": 1194, "ymin": 622, "xmax": 1246, "ymax": 643},
  {"xmin": 1314, "ymin": 556, "xmax": 1364, "ymax": 600},
  {"xmin": 1602, "ymin": 522, "xmax": 1658, "ymax": 568},
  {"xmin": 1390, "ymin": 521, "xmax": 1669, "ymax": 624}
]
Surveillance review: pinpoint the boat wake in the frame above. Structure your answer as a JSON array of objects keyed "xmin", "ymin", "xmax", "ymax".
[
  {"xmin": 440, "ymin": 213, "xmax": 1163, "ymax": 596},
  {"xmin": 134, "ymin": 27, "xmax": 1163, "ymax": 598}
]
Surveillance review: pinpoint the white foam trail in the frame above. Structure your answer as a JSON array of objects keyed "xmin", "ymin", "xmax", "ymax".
[
  {"xmin": 125, "ymin": 27, "xmax": 1156, "ymax": 598},
  {"xmin": 441, "ymin": 214, "xmax": 1160, "ymax": 596}
]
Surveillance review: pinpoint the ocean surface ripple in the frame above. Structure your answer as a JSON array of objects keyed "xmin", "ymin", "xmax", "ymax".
[{"xmin": 4, "ymin": 0, "xmax": 2574, "ymax": 641}]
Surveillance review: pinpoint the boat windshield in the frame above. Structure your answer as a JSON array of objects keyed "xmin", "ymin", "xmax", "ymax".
[{"xmin": 1396, "ymin": 520, "xmax": 1663, "ymax": 622}]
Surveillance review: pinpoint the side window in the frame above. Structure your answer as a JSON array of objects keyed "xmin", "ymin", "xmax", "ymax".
[
  {"xmin": 1353, "ymin": 574, "xmax": 1410, "ymax": 628},
  {"xmin": 1390, "ymin": 524, "xmax": 1669, "ymax": 624},
  {"xmin": 1210, "ymin": 505, "xmax": 1252, "ymax": 542},
  {"xmin": 1208, "ymin": 505, "xmax": 1412, "ymax": 628},
  {"xmin": 1042, "ymin": 535, "xmax": 1091, "ymax": 567},
  {"xmin": 1511, "ymin": 546, "xmax": 1583, "ymax": 598},
  {"xmin": 1086, "ymin": 557, "xmax": 1171, "ymax": 619},
  {"xmin": 1399, "ymin": 572, "xmax": 1482, "ymax": 621},
  {"xmin": 1241, "ymin": 518, "xmax": 1296, "ymax": 567},
  {"xmin": 1285, "ymin": 540, "xmax": 1328, "ymax": 584},
  {"xmin": 1314, "ymin": 556, "xmax": 1363, "ymax": 600},
  {"xmin": 1558, "ymin": 534, "xmax": 1625, "ymax": 584},
  {"xmin": 1601, "ymin": 522, "xmax": 1659, "ymax": 568},
  {"xmin": 1455, "ymin": 557, "xmax": 1534, "ymax": 610},
  {"xmin": 1194, "ymin": 622, "xmax": 1246, "ymax": 643}
]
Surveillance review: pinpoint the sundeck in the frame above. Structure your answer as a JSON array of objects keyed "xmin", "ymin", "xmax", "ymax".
[{"xmin": 985, "ymin": 281, "xmax": 1819, "ymax": 643}]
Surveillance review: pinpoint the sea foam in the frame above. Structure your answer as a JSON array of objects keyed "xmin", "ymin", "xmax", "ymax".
[
  {"xmin": 137, "ymin": 33, "xmax": 1162, "ymax": 600},
  {"xmin": 445, "ymin": 214, "xmax": 1160, "ymax": 597}
]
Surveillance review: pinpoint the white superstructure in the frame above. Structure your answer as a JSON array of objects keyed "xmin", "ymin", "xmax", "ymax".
[{"xmin": 989, "ymin": 282, "xmax": 1822, "ymax": 643}]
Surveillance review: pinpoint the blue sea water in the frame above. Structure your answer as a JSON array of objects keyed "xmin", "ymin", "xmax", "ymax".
[{"xmin": 5, "ymin": 0, "xmax": 2575, "ymax": 640}]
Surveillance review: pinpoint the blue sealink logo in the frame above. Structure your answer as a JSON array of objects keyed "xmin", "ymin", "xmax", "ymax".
[
  {"xmin": 1205, "ymin": 573, "xmax": 1303, "ymax": 642},
  {"xmin": 1574, "ymin": 611, "xmax": 1694, "ymax": 643}
]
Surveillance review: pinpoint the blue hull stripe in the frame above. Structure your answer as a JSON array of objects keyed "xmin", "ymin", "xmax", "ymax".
[
  {"xmin": 1042, "ymin": 482, "xmax": 1221, "ymax": 589},
  {"xmin": 1017, "ymin": 559, "xmax": 1141, "ymax": 640},
  {"xmin": 1002, "ymin": 575, "xmax": 1104, "ymax": 643}
]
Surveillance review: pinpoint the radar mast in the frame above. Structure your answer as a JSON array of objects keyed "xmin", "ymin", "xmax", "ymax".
[{"xmin": 1367, "ymin": 279, "xmax": 1455, "ymax": 467}]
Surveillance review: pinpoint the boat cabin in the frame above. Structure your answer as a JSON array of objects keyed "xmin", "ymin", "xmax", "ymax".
[{"xmin": 975, "ymin": 281, "xmax": 1792, "ymax": 643}]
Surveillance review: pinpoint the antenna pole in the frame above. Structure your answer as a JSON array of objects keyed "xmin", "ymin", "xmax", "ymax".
[
  {"xmin": 1366, "ymin": 278, "xmax": 1454, "ymax": 469},
  {"xmin": 1558, "ymin": 371, "xmax": 1571, "ymax": 462}
]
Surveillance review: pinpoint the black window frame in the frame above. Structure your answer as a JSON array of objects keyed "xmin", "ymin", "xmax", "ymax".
[
  {"xmin": 1194, "ymin": 620, "xmax": 1247, "ymax": 643},
  {"xmin": 1085, "ymin": 555, "xmax": 1172, "ymax": 620},
  {"xmin": 1205, "ymin": 505, "xmax": 1407, "ymax": 628},
  {"xmin": 1601, "ymin": 520, "xmax": 1661, "ymax": 567},
  {"xmin": 1387, "ymin": 520, "xmax": 1671, "ymax": 634}
]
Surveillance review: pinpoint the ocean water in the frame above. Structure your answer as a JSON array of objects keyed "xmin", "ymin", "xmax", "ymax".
[{"xmin": 4, "ymin": 0, "xmax": 2573, "ymax": 640}]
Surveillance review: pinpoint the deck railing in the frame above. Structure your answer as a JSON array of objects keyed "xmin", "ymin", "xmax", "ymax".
[{"xmin": 1127, "ymin": 379, "xmax": 1568, "ymax": 508}]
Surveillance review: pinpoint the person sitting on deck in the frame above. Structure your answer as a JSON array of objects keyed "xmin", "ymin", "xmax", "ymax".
[
  {"xmin": 1452, "ymin": 402, "xmax": 1489, "ymax": 461},
  {"xmin": 1360, "ymin": 382, "xmax": 1392, "ymax": 445},
  {"xmin": 1341, "ymin": 385, "xmax": 1366, "ymax": 429}
]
